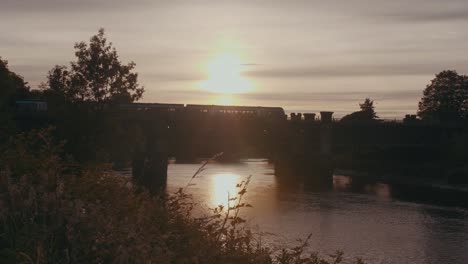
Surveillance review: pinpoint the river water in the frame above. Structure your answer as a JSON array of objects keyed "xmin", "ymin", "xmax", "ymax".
[{"xmin": 165, "ymin": 159, "xmax": 468, "ymax": 264}]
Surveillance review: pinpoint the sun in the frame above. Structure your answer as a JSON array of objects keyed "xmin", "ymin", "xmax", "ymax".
[{"xmin": 199, "ymin": 52, "xmax": 253, "ymax": 94}]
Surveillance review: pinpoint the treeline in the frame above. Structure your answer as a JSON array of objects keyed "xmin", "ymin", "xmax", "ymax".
[{"xmin": 341, "ymin": 70, "xmax": 468, "ymax": 123}]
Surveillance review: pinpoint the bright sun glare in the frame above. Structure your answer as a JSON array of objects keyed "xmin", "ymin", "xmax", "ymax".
[
  {"xmin": 199, "ymin": 53, "xmax": 253, "ymax": 95},
  {"xmin": 211, "ymin": 173, "xmax": 241, "ymax": 208}
]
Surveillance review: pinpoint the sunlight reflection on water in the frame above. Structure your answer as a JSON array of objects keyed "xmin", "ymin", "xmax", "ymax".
[{"xmin": 211, "ymin": 173, "xmax": 241, "ymax": 208}]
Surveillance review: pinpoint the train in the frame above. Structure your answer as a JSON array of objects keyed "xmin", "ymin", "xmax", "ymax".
[
  {"xmin": 15, "ymin": 100, "xmax": 286, "ymax": 119},
  {"xmin": 118, "ymin": 103, "xmax": 286, "ymax": 119}
]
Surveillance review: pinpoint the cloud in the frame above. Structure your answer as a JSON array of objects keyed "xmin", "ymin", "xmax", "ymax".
[
  {"xmin": 148, "ymin": 89, "xmax": 421, "ymax": 118},
  {"xmin": 245, "ymin": 62, "xmax": 468, "ymax": 79},
  {"xmin": 2, "ymin": 0, "xmax": 468, "ymax": 118},
  {"xmin": 375, "ymin": 7, "xmax": 468, "ymax": 23},
  {"xmin": 313, "ymin": 0, "xmax": 468, "ymax": 23},
  {"xmin": 241, "ymin": 63, "xmax": 262, "ymax": 66},
  {"xmin": 157, "ymin": 89, "xmax": 422, "ymax": 103},
  {"xmin": 240, "ymin": 90, "xmax": 422, "ymax": 103},
  {"xmin": 142, "ymin": 72, "xmax": 204, "ymax": 82},
  {"xmin": 0, "ymin": 0, "xmax": 156, "ymax": 12}
]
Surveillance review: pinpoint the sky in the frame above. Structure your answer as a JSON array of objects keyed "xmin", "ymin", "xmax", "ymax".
[{"xmin": 1, "ymin": 0, "xmax": 468, "ymax": 118}]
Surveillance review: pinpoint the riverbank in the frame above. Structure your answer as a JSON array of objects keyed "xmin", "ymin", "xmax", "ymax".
[
  {"xmin": 334, "ymin": 169, "xmax": 468, "ymax": 191},
  {"xmin": 335, "ymin": 168, "xmax": 468, "ymax": 208}
]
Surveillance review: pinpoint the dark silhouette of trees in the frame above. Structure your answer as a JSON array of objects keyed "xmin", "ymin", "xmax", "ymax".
[
  {"xmin": 0, "ymin": 57, "xmax": 31, "ymax": 111},
  {"xmin": 341, "ymin": 98, "xmax": 379, "ymax": 122},
  {"xmin": 36, "ymin": 29, "xmax": 146, "ymax": 163},
  {"xmin": 42, "ymin": 28, "xmax": 144, "ymax": 104},
  {"xmin": 0, "ymin": 57, "xmax": 45, "ymax": 142},
  {"xmin": 418, "ymin": 70, "xmax": 468, "ymax": 122},
  {"xmin": 43, "ymin": 65, "xmax": 71, "ymax": 103},
  {"xmin": 359, "ymin": 98, "xmax": 378, "ymax": 119}
]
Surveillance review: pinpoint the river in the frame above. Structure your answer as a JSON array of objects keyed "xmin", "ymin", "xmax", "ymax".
[{"xmin": 164, "ymin": 159, "xmax": 468, "ymax": 264}]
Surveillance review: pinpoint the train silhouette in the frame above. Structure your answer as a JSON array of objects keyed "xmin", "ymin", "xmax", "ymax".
[{"xmin": 118, "ymin": 103, "xmax": 286, "ymax": 119}]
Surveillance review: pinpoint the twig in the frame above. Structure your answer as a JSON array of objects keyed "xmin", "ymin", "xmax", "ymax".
[{"xmin": 183, "ymin": 152, "xmax": 223, "ymax": 192}]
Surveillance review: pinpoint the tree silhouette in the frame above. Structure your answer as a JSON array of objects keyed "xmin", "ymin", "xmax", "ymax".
[
  {"xmin": 43, "ymin": 65, "xmax": 71, "ymax": 103},
  {"xmin": 42, "ymin": 28, "xmax": 144, "ymax": 104},
  {"xmin": 359, "ymin": 98, "xmax": 378, "ymax": 119},
  {"xmin": 418, "ymin": 70, "xmax": 468, "ymax": 122},
  {"xmin": 341, "ymin": 98, "xmax": 379, "ymax": 122},
  {"xmin": 0, "ymin": 57, "xmax": 31, "ymax": 111}
]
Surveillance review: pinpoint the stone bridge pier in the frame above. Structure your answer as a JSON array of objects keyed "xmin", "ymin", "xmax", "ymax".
[
  {"xmin": 274, "ymin": 111, "xmax": 335, "ymax": 189},
  {"xmin": 131, "ymin": 121, "xmax": 169, "ymax": 193}
]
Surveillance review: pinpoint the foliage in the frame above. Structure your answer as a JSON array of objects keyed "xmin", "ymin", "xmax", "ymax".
[
  {"xmin": 0, "ymin": 56, "xmax": 41, "ymax": 138},
  {"xmin": 41, "ymin": 28, "xmax": 144, "ymax": 104},
  {"xmin": 0, "ymin": 57, "xmax": 38, "ymax": 149},
  {"xmin": 359, "ymin": 98, "xmax": 378, "ymax": 119},
  {"xmin": 0, "ymin": 57, "xmax": 32, "ymax": 111},
  {"xmin": 341, "ymin": 98, "xmax": 378, "ymax": 122},
  {"xmin": 34, "ymin": 29, "xmax": 146, "ymax": 164},
  {"xmin": 0, "ymin": 128, "xmax": 365, "ymax": 263},
  {"xmin": 418, "ymin": 70, "xmax": 468, "ymax": 122}
]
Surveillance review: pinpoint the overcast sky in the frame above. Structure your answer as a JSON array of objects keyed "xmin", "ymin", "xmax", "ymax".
[{"xmin": 2, "ymin": 0, "xmax": 468, "ymax": 117}]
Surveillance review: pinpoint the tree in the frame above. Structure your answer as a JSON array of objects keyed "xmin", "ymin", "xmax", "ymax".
[
  {"xmin": 359, "ymin": 98, "xmax": 378, "ymax": 119},
  {"xmin": 418, "ymin": 70, "xmax": 468, "ymax": 122},
  {"xmin": 341, "ymin": 98, "xmax": 379, "ymax": 122},
  {"xmin": 42, "ymin": 28, "xmax": 144, "ymax": 104},
  {"xmin": 0, "ymin": 57, "xmax": 31, "ymax": 110}
]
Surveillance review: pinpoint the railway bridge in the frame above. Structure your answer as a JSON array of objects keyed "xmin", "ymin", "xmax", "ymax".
[
  {"xmin": 115, "ymin": 103, "xmax": 458, "ymax": 192},
  {"xmin": 15, "ymin": 101, "xmax": 468, "ymax": 192}
]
